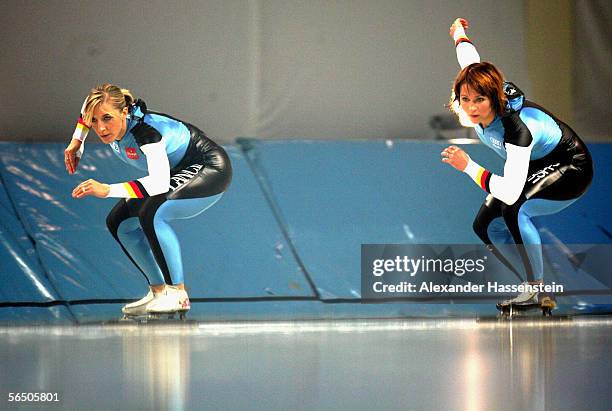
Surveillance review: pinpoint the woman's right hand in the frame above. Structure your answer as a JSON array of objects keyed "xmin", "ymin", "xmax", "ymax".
[
  {"xmin": 449, "ymin": 18, "xmax": 469, "ymax": 38},
  {"xmin": 64, "ymin": 139, "xmax": 82, "ymax": 174},
  {"xmin": 441, "ymin": 145, "xmax": 470, "ymax": 172}
]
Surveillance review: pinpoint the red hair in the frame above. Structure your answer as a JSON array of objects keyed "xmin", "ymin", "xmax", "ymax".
[{"xmin": 449, "ymin": 62, "xmax": 507, "ymax": 116}]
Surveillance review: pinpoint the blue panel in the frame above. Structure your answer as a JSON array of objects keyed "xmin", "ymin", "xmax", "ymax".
[
  {"xmin": 0, "ymin": 306, "xmax": 74, "ymax": 325},
  {"xmin": 0, "ymin": 173, "xmax": 36, "ymax": 255},
  {"xmin": 0, "ymin": 143, "xmax": 312, "ymax": 303},
  {"xmin": 70, "ymin": 303, "xmax": 127, "ymax": 324},
  {"xmin": 0, "ymin": 162, "xmax": 60, "ymax": 304},
  {"xmin": 0, "ymin": 172, "xmax": 15, "ymax": 215},
  {"xmin": 0, "ymin": 232, "xmax": 60, "ymax": 303},
  {"xmin": 241, "ymin": 139, "xmax": 504, "ymax": 299}
]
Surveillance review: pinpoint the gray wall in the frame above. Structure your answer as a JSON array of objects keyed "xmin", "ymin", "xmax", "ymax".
[
  {"xmin": 2, "ymin": 0, "xmax": 531, "ymax": 143},
  {"xmin": 574, "ymin": 0, "xmax": 612, "ymax": 141}
]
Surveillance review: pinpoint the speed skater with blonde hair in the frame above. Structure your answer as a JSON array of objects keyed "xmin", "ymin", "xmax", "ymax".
[{"xmin": 65, "ymin": 83, "xmax": 232, "ymax": 318}]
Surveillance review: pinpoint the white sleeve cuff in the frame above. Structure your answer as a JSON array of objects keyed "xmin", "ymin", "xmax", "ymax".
[{"xmin": 463, "ymin": 158, "xmax": 481, "ymax": 179}]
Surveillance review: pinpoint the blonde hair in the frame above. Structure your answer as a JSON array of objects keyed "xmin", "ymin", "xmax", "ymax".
[{"xmin": 83, "ymin": 83, "xmax": 134, "ymax": 125}]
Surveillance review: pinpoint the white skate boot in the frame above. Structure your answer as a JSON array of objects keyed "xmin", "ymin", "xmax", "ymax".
[
  {"xmin": 122, "ymin": 289, "xmax": 154, "ymax": 316},
  {"xmin": 144, "ymin": 286, "xmax": 190, "ymax": 319},
  {"xmin": 497, "ymin": 283, "xmax": 556, "ymax": 317},
  {"xmin": 497, "ymin": 283, "xmax": 538, "ymax": 308}
]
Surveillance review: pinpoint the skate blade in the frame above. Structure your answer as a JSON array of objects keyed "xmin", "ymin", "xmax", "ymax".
[
  {"xmin": 120, "ymin": 314, "xmax": 152, "ymax": 323},
  {"xmin": 120, "ymin": 313, "xmax": 187, "ymax": 323},
  {"xmin": 497, "ymin": 302, "xmax": 557, "ymax": 319},
  {"xmin": 121, "ymin": 311, "xmax": 187, "ymax": 323}
]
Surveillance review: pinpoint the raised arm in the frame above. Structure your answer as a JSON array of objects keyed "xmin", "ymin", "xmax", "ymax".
[{"xmin": 449, "ymin": 18, "xmax": 480, "ymax": 68}]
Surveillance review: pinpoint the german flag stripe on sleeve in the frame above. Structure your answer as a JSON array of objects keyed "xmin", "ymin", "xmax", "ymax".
[
  {"xmin": 475, "ymin": 167, "xmax": 492, "ymax": 193},
  {"xmin": 72, "ymin": 117, "xmax": 90, "ymax": 141},
  {"xmin": 123, "ymin": 180, "xmax": 148, "ymax": 198}
]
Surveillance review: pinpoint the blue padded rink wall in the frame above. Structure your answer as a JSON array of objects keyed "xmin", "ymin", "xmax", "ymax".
[{"xmin": 0, "ymin": 140, "xmax": 611, "ymax": 410}]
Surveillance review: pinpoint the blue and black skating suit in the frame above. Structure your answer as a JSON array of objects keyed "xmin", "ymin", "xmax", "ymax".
[
  {"xmin": 453, "ymin": 32, "xmax": 593, "ymax": 282},
  {"xmin": 75, "ymin": 100, "xmax": 232, "ymax": 286}
]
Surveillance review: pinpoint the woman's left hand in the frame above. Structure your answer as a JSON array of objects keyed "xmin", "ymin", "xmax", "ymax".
[
  {"xmin": 72, "ymin": 179, "xmax": 110, "ymax": 199},
  {"xmin": 441, "ymin": 145, "xmax": 470, "ymax": 171}
]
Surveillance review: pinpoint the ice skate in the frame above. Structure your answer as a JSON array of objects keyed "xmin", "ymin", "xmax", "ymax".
[
  {"xmin": 121, "ymin": 289, "xmax": 154, "ymax": 318},
  {"xmin": 143, "ymin": 286, "xmax": 190, "ymax": 320},
  {"xmin": 496, "ymin": 283, "xmax": 556, "ymax": 318}
]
